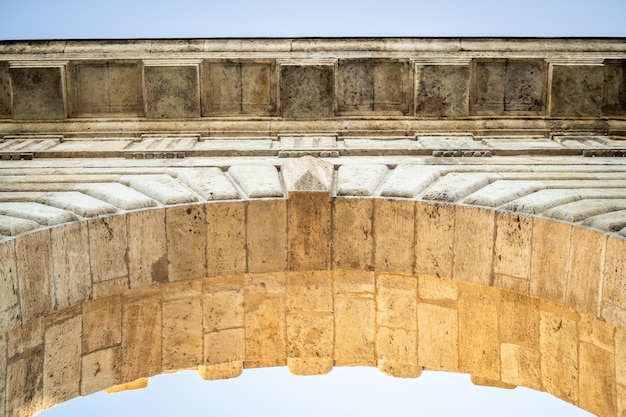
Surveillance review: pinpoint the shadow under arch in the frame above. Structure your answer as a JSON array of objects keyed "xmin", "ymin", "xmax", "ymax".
[{"xmin": 1, "ymin": 194, "xmax": 625, "ymax": 417}]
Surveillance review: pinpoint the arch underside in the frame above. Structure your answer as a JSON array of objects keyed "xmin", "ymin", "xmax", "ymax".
[{"xmin": 0, "ymin": 37, "xmax": 626, "ymax": 417}]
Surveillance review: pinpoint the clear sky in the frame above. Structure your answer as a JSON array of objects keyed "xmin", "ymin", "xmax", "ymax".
[{"xmin": 2, "ymin": 1, "xmax": 624, "ymax": 416}]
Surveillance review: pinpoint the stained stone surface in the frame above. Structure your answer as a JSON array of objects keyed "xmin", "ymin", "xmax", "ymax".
[{"xmin": 0, "ymin": 37, "xmax": 625, "ymax": 417}]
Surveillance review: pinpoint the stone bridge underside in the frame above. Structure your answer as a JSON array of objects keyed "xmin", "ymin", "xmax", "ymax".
[{"xmin": 0, "ymin": 38, "xmax": 625, "ymax": 417}]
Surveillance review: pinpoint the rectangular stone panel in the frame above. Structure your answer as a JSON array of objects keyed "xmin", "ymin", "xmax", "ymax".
[
  {"xmin": 459, "ymin": 289, "xmax": 500, "ymax": 380},
  {"xmin": 246, "ymin": 200, "xmax": 287, "ymax": 273},
  {"xmin": 205, "ymin": 328, "xmax": 244, "ymax": 366},
  {"xmin": 81, "ymin": 347, "xmax": 121, "ymax": 396},
  {"xmin": 471, "ymin": 59, "xmax": 546, "ymax": 114},
  {"xmin": 453, "ymin": 206, "xmax": 495, "ymax": 286},
  {"xmin": 603, "ymin": 60, "xmax": 626, "ymax": 114},
  {"xmin": 144, "ymin": 64, "xmax": 201, "ymax": 119},
  {"xmin": 203, "ymin": 276, "xmax": 244, "ymax": 332},
  {"xmin": 500, "ymin": 343, "xmax": 541, "ymax": 390},
  {"xmin": 50, "ymin": 222, "xmax": 91, "ymax": 311},
  {"xmin": 202, "ymin": 59, "xmax": 276, "ymax": 115},
  {"xmin": 0, "ymin": 61, "xmax": 10, "ymax": 117},
  {"xmin": 287, "ymin": 313, "xmax": 333, "ymax": 358},
  {"xmin": 566, "ymin": 227, "xmax": 605, "ymax": 316},
  {"xmin": 376, "ymin": 327, "xmax": 419, "ymax": 378},
  {"xmin": 10, "ymin": 65, "xmax": 66, "ymax": 120},
  {"xmin": 417, "ymin": 303, "xmax": 458, "ymax": 372},
  {"xmin": 549, "ymin": 64, "xmax": 604, "ymax": 117},
  {"xmin": 376, "ymin": 274, "xmax": 417, "ymax": 330},
  {"xmin": 603, "ymin": 237, "xmax": 626, "ymax": 309},
  {"xmin": 540, "ymin": 307, "xmax": 579, "ymax": 404},
  {"xmin": 494, "ymin": 212, "xmax": 533, "ymax": 281},
  {"xmin": 7, "ymin": 352, "xmax": 43, "ymax": 417},
  {"xmin": 16, "ymin": 230, "xmax": 52, "ymax": 322},
  {"xmin": 162, "ymin": 297, "xmax": 203, "ymax": 371},
  {"xmin": 121, "ymin": 290, "xmax": 162, "ymax": 381},
  {"xmin": 332, "ymin": 198, "xmax": 374, "ymax": 271},
  {"xmin": 127, "ymin": 208, "xmax": 167, "ymax": 288},
  {"xmin": 415, "ymin": 64, "xmax": 469, "ymax": 117},
  {"xmin": 0, "ymin": 240, "xmax": 19, "ymax": 332},
  {"xmin": 374, "ymin": 199, "xmax": 415, "ymax": 274},
  {"xmin": 287, "ymin": 271, "xmax": 332, "ymax": 312},
  {"xmin": 244, "ymin": 293, "xmax": 286, "ymax": 367},
  {"xmin": 166, "ymin": 204, "xmax": 207, "ymax": 281},
  {"xmin": 67, "ymin": 60, "xmax": 143, "ymax": 116},
  {"xmin": 206, "ymin": 202, "xmax": 246, "ymax": 277},
  {"xmin": 43, "ymin": 315, "xmax": 81, "ymax": 409},
  {"xmin": 334, "ymin": 294, "xmax": 375, "ymax": 366},
  {"xmin": 88, "ymin": 215, "xmax": 128, "ymax": 283},
  {"xmin": 280, "ymin": 63, "xmax": 334, "ymax": 118},
  {"xmin": 578, "ymin": 342, "xmax": 617, "ymax": 416},
  {"xmin": 499, "ymin": 292, "xmax": 539, "ymax": 348},
  {"xmin": 288, "ymin": 192, "xmax": 331, "ymax": 271},
  {"xmin": 82, "ymin": 295, "xmax": 122, "ymax": 353},
  {"xmin": 337, "ymin": 59, "xmax": 411, "ymax": 115},
  {"xmin": 415, "ymin": 202, "xmax": 455, "ymax": 278},
  {"xmin": 529, "ymin": 218, "xmax": 571, "ymax": 304}
]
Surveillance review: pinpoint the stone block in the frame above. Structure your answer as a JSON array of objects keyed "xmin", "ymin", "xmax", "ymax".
[
  {"xmin": 529, "ymin": 218, "xmax": 571, "ymax": 304},
  {"xmin": 539, "ymin": 307, "xmax": 579, "ymax": 404},
  {"xmin": 471, "ymin": 59, "xmax": 545, "ymax": 114},
  {"xmin": 246, "ymin": 200, "xmax": 287, "ymax": 273},
  {"xmin": 417, "ymin": 303, "xmax": 459, "ymax": 372},
  {"xmin": 228, "ymin": 165, "xmax": 283, "ymax": 198},
  {"xmin": 0, "ymin": 240, "xmax": 20, "ymax": 331},
  {"xmin": 493, "ymin": 213, "xmax": 533, "ymax": 280},
  {"xmin": 418, "ymin": 275, "xmax": 458, "ymax": 302},
  {"xmin": 43, "ymin": 315, "xmax": 81, "ymax": 409},
  {"xmin": 177, "ymin": 168, "xmax": 240, "ymax": 201},
  {"xmin": 287, "ymin": 192, "xmax": 331, "ymax": 270},
  {"xmin": 124, "ymin": 174, "xmax": 197, "ymax": 206},
  {"xmin": 127, "ymin": 209, "xmax": 167, "ymax": 288},
  {"xmin": 603, "ymin": 59, "xmax": 626, "ymax": 114},
  {"xmin": 121, "ymin": 291, "xmax": 162, "ymax": 382},
  {"xmin": 92, "ymin": 277, "xmax": 129, "ymax": 299},
  {"xmin": 376, "ymin": 274, "xmax": 417, "ymax": 330},
  {"xmin": 616, "ymin": 329, "xmax": 626, "ymax": 386},
  {"xmin": 202, "ymin": 60, "xmax": 276, "ymax": 115},
  {"xmin": 336, "ymin": 164, "xmax": 388, "ymax": 196},
  {"xmin": 166, "ymin": 204, "xmax": 207, "ymax": 281},
  {"xmin": 0, "ymin": 61, "xmax": 10, "ymax": 117},
  {"xmin": 67, "ymin": 60, "xmax": 143, "ymax": 116},
  {"xmin": 287, "ymin": 358, "xmax": 333, "ymax": 376},
  {"xmin": 415, "ymin": 64, "xmax": 469, "ymax": 117},
  {"xmin": 578, "ymin": 315, "xmax": 616, "ymax": 353},
  {"xmin": 203, "ymin": 328, "xmax": 244, "ymax": 370},
  {"xmin": 144, "ymin": 64, "xmax": 200, "ymax": 118},
  {"xmin": 203, "ymin": 275, "xmax": 244, "ymax": 332},
  {"xmin": 376, "ymin": 327, "xmax": 420, "ymax": 378},
  {"xmin": 453, "ymin": 205, "xmax": 495, "ymax": 286},
  {"xmin": 244, "ymin": 294, "xmax": 286, "ymax": 367},
  {"xmin": 104, "ymin": 378, "xmax": 148, "ymax": 393},
  {"xmin": 81, "ymin": 347, "xmax": 121, "ymax": 396},
  {"xmin": 7, "ymin": 318, "xmax": 43, "ymax": 360},
  {"xmin": 549, "ymin": 64, "xmax": 604, "ymax": 117},
  {"xmin": 458, "ymin": 290, "xmax": 499, "ymax": 380},
  {"xmin": 499, "ymin": 292, "xmax": 539, "ymax": 348},
  {"xmin": 198, "ymin": 361, "xmax": 243, "ymax": 381},
  {"xmin": 6, "ymin": 353, "xmax": 43, "ymax": 417},
  {"xmin": 331, "ymin": 198, "xmax": 374, "ymax": 271},
  {"xmin": 333, "ymin": 270, "xmax": 375, "ymax": 294},
  {"xmin": 16, "ymin": 230, "xmax": 52, "ymax": 322},
  {"xmin": 10, "ymin": 65, "xmax": 66, "ymax": 120},
  {"xmin": 162, "ymin": 297, "xmax": 203, "ymax": 371},
  {"xmin": 565, "ymin": 227, "xmax": 605, "ymax": 316},
  {"xmin": 603, "ymin": 236, "xmax": 626, "ymax": 309},
  {"xmin": 88, "ymin": 215, "xmax": 128, "ymax": 283},
  {"xmin": 500, "ymin": 343, "xmax": 541, "ymax": 390},
  {"xmin": 50, "ymin": 222, "xmax": 91, "ymax": 311},
  {"xmin": 286, "ymin": 313, "xmax": 333, "ymax": 360},
  {"xmin": 286, "ymin": 271, "xmax": 332, "ymax": 312},
  {"xmin": 334, "ymin": 294, "xmax": 375, "ymax": 366},
  {"xmin": 374, "ymin": 199, "xmax": 415, "ymax": 274},
  {"xmin": 280, "ymin": 64, "xmax": 334, "ymax": 118},
  {"xmin": 0, "ymin": 334, "xmax": 5, "ymax": 417},
  {"xmin": 337, "ymin": 59, "xmax": 411, "ymax": 114},
  {"xmin": 82, "ymin": 295, "xmax": 121, "ymax": 354},
  {"xmin": 206, "ymin": 202, "xmax": 246, "ymax": 276},
  {"xmin": 415, "ymin": 202, "xmax": 455, "ymax": 278},
  {"xmin": 579, "ymin": 342, "xmax": 617, "ymax": 417}
]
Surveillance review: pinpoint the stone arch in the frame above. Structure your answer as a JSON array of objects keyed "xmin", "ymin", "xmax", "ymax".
[{"xmin": 1, "ymin": 190, "xmax": 624, "ymax": 417}]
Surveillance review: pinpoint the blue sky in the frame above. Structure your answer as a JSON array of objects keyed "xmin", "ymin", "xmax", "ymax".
[{"xmin": 3, "ymin": 0, "xmax": 624, "ymax": 416}]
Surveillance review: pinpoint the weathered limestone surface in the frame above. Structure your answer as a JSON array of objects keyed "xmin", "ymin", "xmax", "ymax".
[{"xmin": 0, "ymin": 38, "xmax": 625, "ymax": 417}]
